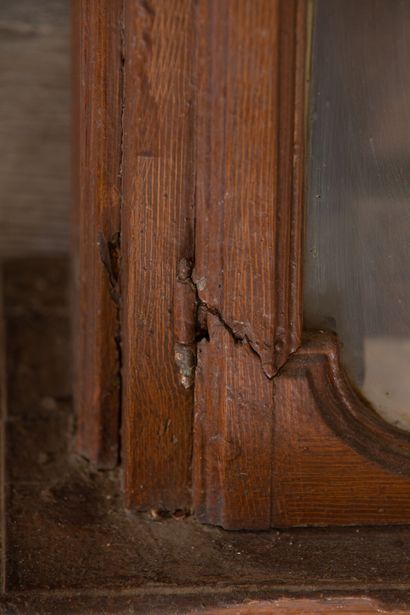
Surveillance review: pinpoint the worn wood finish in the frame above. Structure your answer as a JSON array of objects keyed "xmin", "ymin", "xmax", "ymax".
[
  {"xmin": 194, "ymin": 0, "xmax": 305, "ymax": 378},
  {"xmin": 73, "ymin": 0, "xmax": 410, "ymax": 533},
  {"xmin": 73, "ymin": 0, "xmax": 123, "ymax": 468},
  {"xmin": 194, "ymin": 316, "xmax": 274, "ymax": 529},
  {"xmin": 272, "ymin": 332, "xmax": 410, "ymax": 527},
  {"xmin": 193, "ymin": 0, "xmax": 307, "ymax": 529},
  {"xmin": 121, "ymin": 0, "xmax": 196, "ymax": 510},
  {"xmin": 193, "ymin": 0, "xmax": 410, "ymax": 530},
  {"xmin": 6, "ymin": 257, "xmax": 410, "ymax": 612}
]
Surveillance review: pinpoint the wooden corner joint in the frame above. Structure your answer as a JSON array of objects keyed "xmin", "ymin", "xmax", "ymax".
[
  {"xmin": 287, "ymin": 331, "xmax": 410, "ymax": 476},
  {"xmin": 271, "ymin": 331, "xmax": 410, "ymax": 527}
]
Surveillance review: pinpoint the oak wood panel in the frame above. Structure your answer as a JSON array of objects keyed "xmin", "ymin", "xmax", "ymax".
[
  {"xmin": 193, "ymin": 0, "xmax": 307, "ymax": 529},
  {"xmin": 121, "ymin": 0, "xmax": 196, "ymax": 510},
  {"xmin": 73, "ymin": 0, "xmax": 123, "ymax": 468},
  {"xmin": 272, "ymin": 333, "xmax": 410, "ymax": 527}
]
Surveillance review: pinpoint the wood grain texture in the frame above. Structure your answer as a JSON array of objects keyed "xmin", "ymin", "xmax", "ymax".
[
  {"xmin": 73, "ymin": 0, "xmax": 123, "ymax": 468},
  {"xmin": 192, "ymin": 0, "xmax": 307, "ymax": 529},
  {"xmin": 194, "ymin": 315, "xmax": 274, "ymax": 529},
  {"xmin": 121, "ymin": 0, "xmax": 196, "ymax": 510},
  {"xmin": 74, "ymin": 0, "xmax": 410, "ymax": 532},
  {"xmin": 272, "ymin": 332, "xmax": 410, "ymax": 527},
  {"xmin": 194, "ymin": 0, "xmax": 305, "ymax": 378},
  {"xmin": 6, "ymin": 257, "xmax": 410, "ymax": 611},
  {"xmin": 304, "ymin": 333, "xmax": 410, "ymax": 475}
]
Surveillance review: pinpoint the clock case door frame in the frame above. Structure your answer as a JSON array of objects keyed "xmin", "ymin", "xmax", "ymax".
[{"xmin": 74, "ymin": 0, "xmax": 410, "ymax": 530}]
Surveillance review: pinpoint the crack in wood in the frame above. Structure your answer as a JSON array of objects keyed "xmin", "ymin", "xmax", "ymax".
[
  {"xmin": 97, "ymin": 231, "xmax": 121, "ymax": 305},
  {"xmin": 174, "ymin": 257, "xmax": 295, "ymax": 385}
]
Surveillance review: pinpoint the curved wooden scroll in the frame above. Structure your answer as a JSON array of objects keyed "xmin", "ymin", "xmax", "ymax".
[
  {"xmin": 272, "ymin": 332, "xmax": 410, "ymax": 527},
  {"xmin": 303, "ymin": 332, "xmax": 410, "ymax": 475}
]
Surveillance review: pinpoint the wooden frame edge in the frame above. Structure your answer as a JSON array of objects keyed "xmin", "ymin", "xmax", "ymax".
[{"xmin": 72, "ymin": 0, "xmax": 124, "ymax": 468}]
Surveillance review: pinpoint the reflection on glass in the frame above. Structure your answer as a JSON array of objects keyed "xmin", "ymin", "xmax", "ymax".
[{"xmin": 304, "ymin": 0, "xmax": 410, "ymax": 430}]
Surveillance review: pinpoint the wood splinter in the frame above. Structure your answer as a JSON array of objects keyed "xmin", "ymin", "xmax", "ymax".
[{"xmin": 174, "ymin": 257, "xmax": 198, "ymax": 388}]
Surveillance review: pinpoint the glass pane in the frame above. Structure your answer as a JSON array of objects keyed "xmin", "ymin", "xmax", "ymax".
[{"xmin": 304, "ymin": 0, "xmax": 410, "ymax": 431}]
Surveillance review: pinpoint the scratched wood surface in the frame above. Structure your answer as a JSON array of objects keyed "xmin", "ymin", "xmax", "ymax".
[
  {"xmin": 73, "ymin": 0, "xmax": 123, "ymax": 468},
  {"xmin": 194, "ymin": 316, "xmax": 274, "ymax": 529},
  {"xmin": 194, "ymin": 0, "xmax": 304, "ymax": 379},
  {"xmin": 121, "ymin": 0, "xmax": 196, "ymax": 510},
  {"xmin": 193, "ymin": 0, "xmax": 306, "ymax": 528},
  {"xmin": 6, "ymin": 257, "xmax": 410, "ymax": 612},
  {"xmin": 73, "ymin": 0, "xmax": 410, "ymax": 533}
]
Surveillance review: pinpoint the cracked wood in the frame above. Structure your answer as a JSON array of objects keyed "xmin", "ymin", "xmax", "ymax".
[
  {"xmin": 193, "ymin": 0, "xmax": 307, "ymax": 528},
  {"xmin": 121, "ymin": 0, "xmax": 196, "ymax": 511},
  {"xmin": 76, "ymin": 0, "xmax": 307, "ymax": 525},
  {"xmin": 75, "ymin": 0, "xmax": 410, "ymax": 534},
  {"xmin": 194, "ymin": 0, "xmax": 305, "ymax": 380}
]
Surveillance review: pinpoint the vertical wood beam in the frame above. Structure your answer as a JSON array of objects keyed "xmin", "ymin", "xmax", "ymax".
[
  {"xmin": 121, "ymin": 0, "xmax": 196, "ymax": 510},
  {"xmin": 74, "ymin": 0, "xmax": 307, "ymax": 521},
  {"xmin": 193, "ymin": 0, "xmax": 307, "ymax": 528},
  {"xmin": 73, "ymin": 0, "xmax": 124, "ymax": 468}
]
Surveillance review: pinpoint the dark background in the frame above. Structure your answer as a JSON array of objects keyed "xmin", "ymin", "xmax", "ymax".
[{"xmin": 0, "ymin": 0, "xmax": 69, "ymax": 257}]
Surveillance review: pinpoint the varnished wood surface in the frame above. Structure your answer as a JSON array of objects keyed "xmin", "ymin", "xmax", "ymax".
[
  {"xmin": 74, "ymin": 0, "xmax": 309, "ymax": 523},
  {"xmin": 191, "ymin": 0, "xmax": 279, "ymax": 528},
  {"xmin": 305, "ymin": 333, "xmax": 410, "ymax": 475},
  {"xmin": 4, "ymin": 258, "xmax": 410, "ymax": 615},
  {"xmin": 272, "ymin": 333, "xmax": 410, "ymax": 527},
  {"xmin": 121, "ymin": 0, "xmax": 196, "ymax": 510},
  {"xmin": 194, "ymin": 0, "xmax": 304, "ymax": 379},
  {"xmin": 73, "ymin": 0, "xmax": 410, "ymax": 532},
  {"xmin": 5, "ymin": 257, "xmax": 410, "ymax": 612},
  {"xmin": 193, "ymin": 0, "xmax": 307, "ymax": 529},
  {"xmin": 194, "ymin": 315, "xmax": 274, "ymax": 529},
  {"xmin": 73, "ymin": 0, "xmax": 123, "ymax": 468}
]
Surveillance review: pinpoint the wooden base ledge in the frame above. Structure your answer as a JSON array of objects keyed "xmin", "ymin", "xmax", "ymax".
[
  {"xmin": 197, "ymin": 598, "xmax": 410, "ymax": 614},
  {"xmin": 1, "ymin": 595, "xmax": 409, "ymax": 614}
]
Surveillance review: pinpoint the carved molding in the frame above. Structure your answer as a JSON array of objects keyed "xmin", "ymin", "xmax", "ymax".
[
  {"xmin": 272, "ymin": 332, "xmax": 410, "ymax": 527},
  {"xmin": 301, "ymin": 332, "xmax": 410, "ymax": 475}
]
